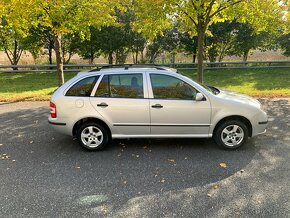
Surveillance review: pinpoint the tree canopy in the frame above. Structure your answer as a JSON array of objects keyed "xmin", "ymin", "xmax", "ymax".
[{"xmin": 132, "ymin": 0, "xmax": 285, "ymax": 82}]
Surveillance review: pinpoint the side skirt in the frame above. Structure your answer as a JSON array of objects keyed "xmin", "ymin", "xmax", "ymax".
[{"xmin": 112, "ymin": 134, "xmax": 212, "ymax": 139}]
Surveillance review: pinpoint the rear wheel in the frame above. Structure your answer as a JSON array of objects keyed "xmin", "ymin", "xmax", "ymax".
[
  {"xmin": 76, "ymin": 122, "xmax": 109, "ymax": 151},
  {"xmin": 214, "ymin": 120, "xmax": 248, "ymax": 149}
]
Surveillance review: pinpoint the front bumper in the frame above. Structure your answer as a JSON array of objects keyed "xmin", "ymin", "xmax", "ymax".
[{"xmin": 252, "ymin": 120, "xmax": 268, "ymax": 137}]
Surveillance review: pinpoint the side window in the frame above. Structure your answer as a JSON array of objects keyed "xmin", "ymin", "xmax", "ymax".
[
  {"xmin": 95, "ymin": 75, "xmax": 109, "ymax": 97},
  {"xmin": 95, "ymin": 74, "xmax": 144, "ymax": 98},
  {"xmin": 66, "ymin": 76, "xmax": 99, "ymax": 97},
  {"xmin": 150, "ymin": 74, "xmax": 197, "ymax": 100}
]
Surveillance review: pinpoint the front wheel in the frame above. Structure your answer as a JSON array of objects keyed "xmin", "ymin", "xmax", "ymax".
[
  {"xmin": 213, "ymin": 120, "xmax": 249, "ymax": 149},
  {"xmin": 76, "ymin": 122, "xmax": 109, "ymax": 151}
]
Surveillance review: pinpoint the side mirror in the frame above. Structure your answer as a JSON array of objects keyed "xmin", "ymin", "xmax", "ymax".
[{"xmin": 195, "ymin": 93, "xmax": 204, "ymax": 101}]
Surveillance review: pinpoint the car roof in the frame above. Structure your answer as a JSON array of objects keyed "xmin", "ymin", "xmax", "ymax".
[{"xmin": 77, "ymin": 66, "xmax": 178, "ymax": 76}]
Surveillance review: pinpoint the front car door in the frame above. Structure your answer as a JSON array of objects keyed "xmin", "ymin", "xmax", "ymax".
[
  {"xmin": 90, "ymin": 72, "xmax": 150, "ymax": 136},
  {"xmin": 147, "ymin": 73, "xmax": 211, "ymax": 137}
]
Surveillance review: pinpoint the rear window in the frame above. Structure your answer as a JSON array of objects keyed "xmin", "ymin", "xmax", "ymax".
[
  {"xmin": 66, "ymin": 76, "xmax": 99, "ymax": 97},
  {"xmin": 95, "ymin": 74, "xmax": 143, "ymax": 98}
]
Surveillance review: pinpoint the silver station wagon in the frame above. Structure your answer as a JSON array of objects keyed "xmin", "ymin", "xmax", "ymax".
[{"xmin": 48, "ymin": 65, "xmax": 268, "ymax": 151}]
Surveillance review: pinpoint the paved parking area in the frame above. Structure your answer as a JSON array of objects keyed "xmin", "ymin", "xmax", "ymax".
[{"xmin": 0, "ymin": 99, "xmax": 289, "ymax": 217}]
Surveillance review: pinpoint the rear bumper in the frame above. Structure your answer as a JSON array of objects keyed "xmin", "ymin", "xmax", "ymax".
[
  {"xmin": 48, "ymin": 120, "xmax": 66, "ymax": 126},
  {"xmin": 48, "ymin": 118, "xmax": 72, "ymax": 136}
]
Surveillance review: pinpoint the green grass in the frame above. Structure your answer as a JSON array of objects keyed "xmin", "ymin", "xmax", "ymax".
[
  {"xmin": 179, "ymin": 68, "xmax": 290, "ymax": 97},
  {"xmin": 0, "ymin": 71, "xmax": 77, "ymax": 101},
  {"xmin": 0, "ymin": 68, "xmax": 289, "ymax": 102}
]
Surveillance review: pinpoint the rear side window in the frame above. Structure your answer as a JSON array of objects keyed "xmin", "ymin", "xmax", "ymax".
[
  {"xmin": 95, "ymin": 74, "xmax": 144, "ymax": 98},
  {"xmin": 66, "ymin": 76, "xmax": 99, "ymax": 97}
]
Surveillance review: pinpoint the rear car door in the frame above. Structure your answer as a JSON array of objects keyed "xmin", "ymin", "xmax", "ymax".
[
  {"xmin": 148, "ymin": 73, "xmax": 211, "ymax": 136},
  {"xmin": 90, "ymin": 72, "xmax": 150, "ymax": 136}
]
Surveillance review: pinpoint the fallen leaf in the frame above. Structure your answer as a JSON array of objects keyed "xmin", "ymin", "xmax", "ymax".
[
  {"xmin": 168, "ymin": 159, "xmax": 176, "ymax": 164},
  {"xmin": 29, "ymin": 141, "xmax": 34, "ymax": 144},
  {"xmin": 207, "ymin": 193, "xmax": 212, "ymax": 197},
  {"xmin": 219, "ymin": 162, "xmax": 227, "ymax": 168},
  {"xmin": 160, "ymin": 178, "xmax": 165, "ymax": 183},
  {"xmin": 213, "ymin": 185, "xmax": 220, "ymax": 189}
]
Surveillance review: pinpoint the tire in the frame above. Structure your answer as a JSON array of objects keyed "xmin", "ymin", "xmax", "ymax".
[
  {"xmin": 213, "ymin": 120, "xmax": 249, "ymax": 150},
  {"xmin": 76, "ymin": 122, "xmax": 109, "ymax": 151}
]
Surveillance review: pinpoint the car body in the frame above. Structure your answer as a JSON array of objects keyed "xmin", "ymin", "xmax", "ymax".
[{"xmin": 48, "ymin": 65, "xmax": 268, "ymax": 150}]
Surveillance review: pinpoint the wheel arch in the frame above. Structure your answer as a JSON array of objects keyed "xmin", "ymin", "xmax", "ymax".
[
  {"xmin": 72, "ymin": 117, "xmax": 112, "ymax": 138},
  {"xmin": 213, "ymin": 115, "xmax": 253, "ymax": 137}
]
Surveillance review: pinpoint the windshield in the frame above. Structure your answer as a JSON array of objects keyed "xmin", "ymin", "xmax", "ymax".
[
  {"xmin": 200, "ymin": 84, "xmax": 220, "ymax": 95},
  {"xmin": 178, "ymin": 72, "xmax": 220, "ymax": 95}
]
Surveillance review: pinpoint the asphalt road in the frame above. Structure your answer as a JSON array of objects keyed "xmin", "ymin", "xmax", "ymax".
[{"xmin": 0, "ymin": 99, "xmax": 289, "ymax": 217}]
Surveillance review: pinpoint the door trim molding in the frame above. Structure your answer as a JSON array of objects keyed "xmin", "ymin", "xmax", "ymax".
[{"xmin": 113, "ymin": 123, "xmax": 211, "ymax": 127}]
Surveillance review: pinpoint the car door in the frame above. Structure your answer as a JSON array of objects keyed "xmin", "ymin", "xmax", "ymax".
[
  {"xmin": 90, "ymin": 72, "xmax": 150, "ymax": 136},
  {"xmin": 148, "ymin": 73, "xmax": 211, "ymax": 136}
]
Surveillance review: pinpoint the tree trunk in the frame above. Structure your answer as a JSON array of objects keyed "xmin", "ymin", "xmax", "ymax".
[
  {"xmin": 53, "ymin": 34, "xmax": 64, "ymax": 86},
  {"xmin": 193, "ymin": 53, "xmax": 196, "ymax": 63},
  {"xmin": 89, "ymin": 53, "xmax": 94, "ymax": 64},
  {"xmin": 193, "ymin": 44, "xmax": 197, "ymax": 63},
  {"xmin": 171, "ymin": 53, "xmax": 176, "ymax": 64},
  {"xmin": 140, "ymin": 50, "xmax": 145, "ymax": 63},
  {"xmin": 108, "ymin": 52, "xmax": 113, "ymax": 64},
  {"xmin": 65, "ymin": 52, "xmax": 72, "ymax": 64},
  {"xmin": 48, "ymin": 46, "xmax": 53, "ymax": 65},
  {"xmin": 243, "ymin": 51, "xmax": 249, "ymax": 62},
  {"xmin": 48, "ymin": 39, "xmax": 53, "ymax": 69},
  {"xmin": 3, "ymin": 38, "xmax": 22, "ymax": 70},
  {"xmin": 13, "ymin": 39, "xmax": 18, "ymax": 70},
  {"xmin": 197, "ymin": 24, "xmax": 205, "ymax": 83},
  {"xmin": 135, "ymin": 51, "xmax": 138, "ymax": 64}
]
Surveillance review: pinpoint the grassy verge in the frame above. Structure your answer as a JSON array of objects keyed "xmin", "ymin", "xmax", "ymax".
[
  {"xmin": 179, "ymin": 68, "xmax": 290, "ymax": 97},
  {"xmin": 0, "ymin": 71, "xmax": 77, "ymax": 102},
  {"xmin": 0, "ymin": 68, "xmax": 289, "ymax": 102}
]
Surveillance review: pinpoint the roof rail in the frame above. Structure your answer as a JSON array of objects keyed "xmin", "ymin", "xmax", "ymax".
[{"xmin": 89, "ymin": 64, "xmax": 174, "ymax": 72}]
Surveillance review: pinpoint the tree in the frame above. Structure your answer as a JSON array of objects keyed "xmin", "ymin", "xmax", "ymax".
[
  {"xmin": 132, "ymin": 0, "xmax": 284, "ymax": 83},
  {"xmin": 179, "ymin": 33, "xmax": 198, "ymax": 63},
  {"xmin": 146, "ymin": 27, "xmax": 180, "ymax": 63},
  {"xmin": 0, "ymin": 25, "xmax": 24, "ymax": 68},
  {"xmin": 32, "ymin": 0, "xmax": 123, "ymax": 86},
  {"xmin": 279, "ymin": 33, "xmax": 290, "ymax": 56},
  {"xmin": 77, "ymin": 27, "xmax": 101, "ymax": 64},
  {"xmin": 205, "ymin": 21, "xmax": 237, "ymax": 62},
  {"xmin": 0, "ymin": 0, "xmax": 38, "ymax": 68}
]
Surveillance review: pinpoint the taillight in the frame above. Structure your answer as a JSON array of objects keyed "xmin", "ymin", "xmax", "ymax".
[{"xmin": 50, "ymin": 102, "xmax": 57, "ymax": 118}]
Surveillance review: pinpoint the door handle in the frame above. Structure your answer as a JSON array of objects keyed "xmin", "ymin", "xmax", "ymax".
[
  {"xmin": 151, "ymin": 104, "xmax": 163, "ymax": 108},
  {"xmin": 97, "ymin": 102, "xmax": 108, "ymax": 107}
]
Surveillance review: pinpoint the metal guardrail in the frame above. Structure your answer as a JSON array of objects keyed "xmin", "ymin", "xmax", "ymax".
[{"xmin": 0, "ymin": 61, "xmax": 289, "ymax": 73}]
